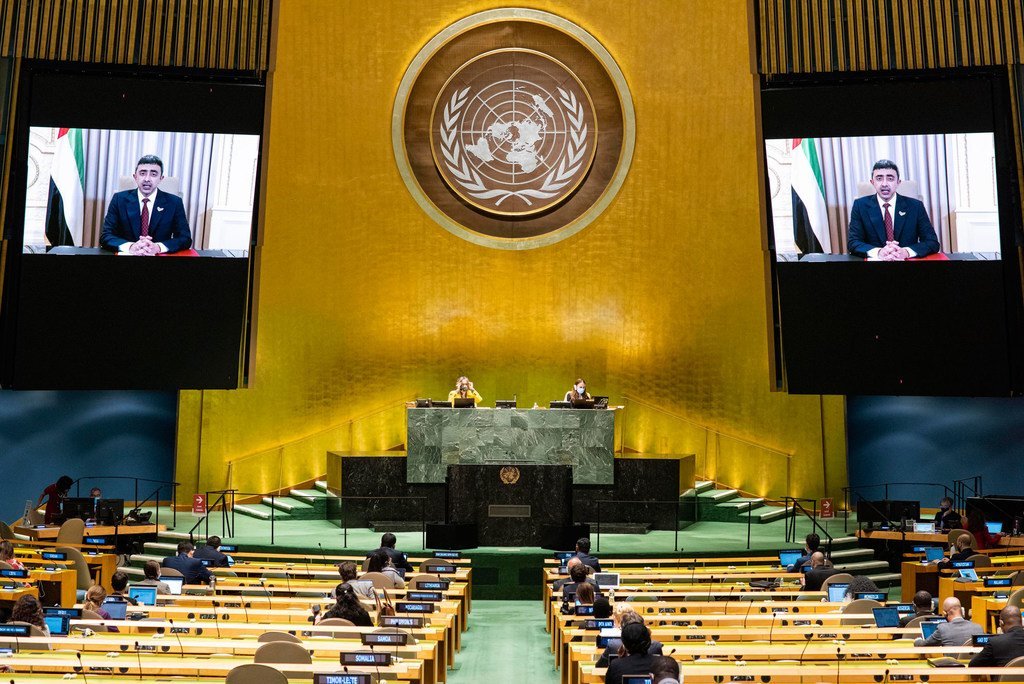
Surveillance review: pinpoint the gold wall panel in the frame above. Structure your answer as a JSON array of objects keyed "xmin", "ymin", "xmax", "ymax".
[{"xmin": 175, "ymin": 0, "xmax": 847, "ymax": 505}]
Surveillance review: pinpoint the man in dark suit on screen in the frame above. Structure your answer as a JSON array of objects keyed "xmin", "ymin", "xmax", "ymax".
[
  {"xmin": 847, "ymin": 159, "xmax": 939, "ymax": 260},
  {"xmin": 100, "ymin": 154, "xmax": 192, "ymax": 255}
]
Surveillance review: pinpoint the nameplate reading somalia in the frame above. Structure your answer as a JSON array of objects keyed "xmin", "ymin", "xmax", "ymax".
[{"xmin": 430, "ymin": 50, "xmax": 597, "ymax": 216}]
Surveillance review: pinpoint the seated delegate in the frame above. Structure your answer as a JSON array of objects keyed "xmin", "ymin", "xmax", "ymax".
[{"xmin": 448, "ymin": 376, "xmax": 483, "ymax": 405}]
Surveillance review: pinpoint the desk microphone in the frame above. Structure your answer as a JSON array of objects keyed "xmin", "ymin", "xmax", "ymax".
[
  {"xmin": 318, "ymin": 543, "xmax": 328, "ymax": 564},
  {"xmin": 835, "ymin": 646, "xmax": 841, "ymax": 684},
  {"xmin": 283, "ymin": 570, "xmax": 292, "ymax": 594},
  {"xmin": 741, "ymin": 599, "xmax": 754, "ymax": 628},
  {"xmin": 798, "ymin": 632, "xmax": 814, "ymax": 664},
  {"xmin": 707, "ymin": 574, "xmax": 716, "ymax": 601},
  {"xmin": 76, "ymin": 651, "xmax": 90, "ymax": 683},
  {"xmin": 723, "ymin": 583, "xmax": 735, "ymax": 608},
  {"xmin": 211, "ymin": 599, "xmax": 223, "ymax": 638},
  {"xmin": 767, "ymin": 611, "xmax": 778, "ymax": 663},
  {"xmin": 258, "ymin": 579, "xmax": 273, "ymax": 610},
  {"xmin": 167, "ymin": 618, "xmax": 185, "ymax": 657},
  {"xmin": 133, "ymin": 640, "xmax": 144, "ymax": 680}
]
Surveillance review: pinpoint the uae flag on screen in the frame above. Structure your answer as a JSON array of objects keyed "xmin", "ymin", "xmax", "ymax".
[
  {"xmin": 44, "ymin": 127, "xmax": 85, "ymax": 247},
  {"xmin": 790, "ymin": 138, "xmax": 830, "ymax": 254}
]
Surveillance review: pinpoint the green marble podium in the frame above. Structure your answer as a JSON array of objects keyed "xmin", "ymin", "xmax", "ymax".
[{"xmin": 406, "ymin": 407, "xmax": 616, "ymax": 485}]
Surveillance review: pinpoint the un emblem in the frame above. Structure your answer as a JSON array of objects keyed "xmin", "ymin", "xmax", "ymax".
[
  {"xmin": 394, "ymin": 9, "xmax": 635, "ymax": 249},
  {"xmin": 431, "ymin": 50, "xmax": 596, "ymax": 216},
  {"xmin": 499, "ymin": 466, "xmax": 521, "ymax": 485}
]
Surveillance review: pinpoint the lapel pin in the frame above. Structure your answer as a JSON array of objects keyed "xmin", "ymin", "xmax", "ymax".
[
  {"xmin": 898, "ymin": 211, "xmax": 906, "ymax": 216},
  {"xmin": 157, "ymin": 207, "xmax": 164, "ymax": 212}
]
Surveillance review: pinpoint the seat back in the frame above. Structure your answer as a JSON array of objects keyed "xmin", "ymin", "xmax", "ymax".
[
  {"xmin": 1012, "ymin": 570, "xmax": 1024, "ymax": 587},
  {"xmin": 80, "ymin": 608, "xmax": 109, "ymax": 632},
  {"xmin": 0, "ymin": 520, "xmax": 14, "ymax": 539},
  {"xmin": 160, "ymin": 567, "xmax": 185, "ymax": 577},
  {"xmin": 999, "ymin": 655, "xmax": 1024, "ymax": 682},
  {"xmin": 253, "ymin": 641, "xmax": 312, "ymax": 679},
  {"xmin": 225, "ymin": 663, "xmax": 289, "ymax": 684},
  {"xmin": 1007, "ymin": 588, "xmax": 1024, "ymax": 610},
  {"xmin": 409, "ymin": 573, "xmax": 441, "ymax": 589},
  {"xmin": 967, "ymin": 553, "xmax": 994, "ymax": 568},
  {"xmin": 55, "ymin": 517, "xmax": 85, "ymax": 545},
  {"xmin": 374, "ymin": 626, "xmax": 417, "ymax": 644},
  {"xmin": 257, "ymin": 631, "xmax": 303, "ymax": 644},
  {"xmin": 840, "ymin": 598, "xmax": 883, "ymax": 625},
  {"xmin": 26, "ymin": 509, "xmax": 44, "ymax": 526},
  {"xmin": 56, "ymin": 545, "xmax": 94, "ymax": 591},
  {"xmin": 904, "ymin": 615, "xmax": 934, "ymax": 629},
  {"xmin": 359, "ymin": 571, "xmax": 394, "ymax": 589},
  {"xmin": 821, "ymin": 573, "xmax": 854, "ymax": 593}
]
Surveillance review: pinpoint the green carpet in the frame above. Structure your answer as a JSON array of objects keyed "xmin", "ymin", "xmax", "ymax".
[{"xmin": 448, "ymin": 600, "xmax": 557, "ymax": 684}]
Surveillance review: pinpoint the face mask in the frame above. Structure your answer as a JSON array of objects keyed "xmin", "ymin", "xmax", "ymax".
[{"xmin": 577, "ymin": 387, "xmax": 585, "ymax": 394}]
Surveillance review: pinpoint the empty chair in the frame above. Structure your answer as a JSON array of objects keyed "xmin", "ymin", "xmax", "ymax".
[
  {"xmin": 225, "ymin": 663, "xmax": 289, "ymax": 684},
  {"xmin": 55, "ymin": 518, "xmax": 85, "ymax": 545},
  {"xmin": 0, "ymin": 521, "xmax": 14, "ymax": 539},
  {"xmin": 1012, "ymin": 571, "xmax": 1024, "ymax": 587},
  {"xmin": 1007, "ymin": 588, "xmax": 1024, "ymax": 610},
  {"xmin": 253, "ymin": 640, "xmax": 312, "ymax": 679},
  {"xmin": 409, "ymin": 573, "xmax": 441, "ymax": 589},
  {"xmin": 967, "ymin": 553, "xmax": 994, "ymax": 569},
  {"xmin": 904, "ymin": 615, "xmax": 936, "ymax": 630},
  {"xmin": 257, "ymin": 631, "xmax": 303, "ymax": 644},
  {"xmin": 840, "ymin": 598, "xmax": 883, "ymax": 625},
  {"xmin": 821, "ymin": 573, "xmax": 854, "ymax": 594},
  {"xmin": 159, "ymin": 567, "xmax": 184, "ymax": 577},
  {"xmin": 4, "ymin": 622, "xmax": 51, "ymax": 651},
  {"xmin": 374, "ymin": 626, "xmax": 417, "ymax": 644},
  {"xmin": 56, "ymin": 546, "xmax": 94, "ymax": 600},
  {"xmin": 25, "ymin": 509, "xmax": 44, "ymax": 526},
  {"xmin": 80, "ymin": 609, "xmax": 109, "ymax": 632},
  {"xmin": 312, "ymin": 616, "xmax": 355, "ymax": 638}
]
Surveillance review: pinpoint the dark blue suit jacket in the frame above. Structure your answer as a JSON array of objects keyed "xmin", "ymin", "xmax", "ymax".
[
  {"xmin": 847, "ymin": 194, "xmax": 939, "ymax": 258},
  {"xmin": 161, "ymin": 553, "xmax": 212, "ymax": 585},
  {"xmin": 100, "ymin": 189, "xmax": 192, "ymax": 253}
]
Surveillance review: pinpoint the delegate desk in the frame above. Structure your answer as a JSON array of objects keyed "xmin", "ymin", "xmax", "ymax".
[{"xmin": 406, "ymin": 406, "xmax": 617, "ymax": 484}]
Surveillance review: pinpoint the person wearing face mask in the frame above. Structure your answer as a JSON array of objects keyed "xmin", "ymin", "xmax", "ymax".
[
  {"xmin": 447, "ymin": 376, "xmax": 483, "ymax": 406},
  {"xmin": 933, "ymin": 497, "xmax": 962, "ymax": 531},
  {"xmin": 564, "ymin": 378, "xmax": 591, "ymax": 403}
]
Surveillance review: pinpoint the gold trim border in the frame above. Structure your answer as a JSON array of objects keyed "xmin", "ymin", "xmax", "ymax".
[
  {"xmin": 392, "ymin": 7, "xmax": 636, "ymax": 251},
  {"xmin": 427, "ymin": 47, "xmax": 599, "ymax": 218}
]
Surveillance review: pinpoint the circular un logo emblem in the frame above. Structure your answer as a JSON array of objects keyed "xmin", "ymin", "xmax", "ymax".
[
  {"xmin": 394, "ymin": 9, "xmax": 635, "ymax": 249},
  {"xmin": 431, "ymin": 50, "xmax": 597, "ymax": 216},
  {"xmin": 499, "ymin": 466, "xmax": 521, "ymax": 485}
]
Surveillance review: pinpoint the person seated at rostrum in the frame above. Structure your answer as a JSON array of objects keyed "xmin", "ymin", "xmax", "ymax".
[
  {"xmin": 900, "ymin": 590, "xmax": 935, "ymax": 627},
  {"xmin": 317, "ymin": 582, "xmax": 373, "ymax": 627},
  {"xmin": 934, "ymin": 496, "xmax": 962, "ymax": 531},
  {"xmin": 365, "ymin": 548, "xmax": 405, "ymax": 588}
]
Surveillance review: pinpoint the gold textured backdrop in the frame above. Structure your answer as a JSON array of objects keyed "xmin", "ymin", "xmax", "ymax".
[{"xmin": 175, "ymin": 0, "xmax": 848, "ymax": 504}]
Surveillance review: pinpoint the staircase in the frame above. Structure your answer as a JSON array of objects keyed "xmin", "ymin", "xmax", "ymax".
[
  {"xmin": 680, "ymin": 480, "xmax": 790, "ymax": 524},
  {"xmin": 233, "ymin": 480, "xmax": 337, "ymax": 522}
]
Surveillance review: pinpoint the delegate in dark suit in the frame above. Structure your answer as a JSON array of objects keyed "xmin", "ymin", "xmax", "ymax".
[
  {"xmin": 969, "ymin": 626, "xmax": 1024, "ymax": 667},
  {"xmin": 803, "ymin": 567, "xmax": 838, "ymax": 592},
  {"xmin": 605, "ymin": 653, "xmax": 659, "ymax": 684},
  {"xmin": 162, "ymin": 553, "xmax": 212, "ymax": 585},
  {"xmin": 370, "ymin": 546, "xmax": 414, "ymax": 573},
  {"xmin": 192, "ymin": 544, "xmax": 230, "ymax": 568},
  {"xmin": 100, "ymin": 189, "xmax": 192, "ymax": 253},
  {"xmin": 847, "ymin": 194, "xmax": 939, "ymax": 258}
]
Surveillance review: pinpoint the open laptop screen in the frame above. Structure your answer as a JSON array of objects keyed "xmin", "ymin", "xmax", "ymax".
[
  {"xmin": 778, "ymin": 550, "xmax": 803, "ymax": 568},
  {"xmin": 872, "ymin": 606, "xmax": 900, "ymax": 628},
  {"xmin": 160, "ymin": 576, "xmax": 184, "ymax": 595},
  {"xmin": 925, "ymin": 547, "xmax": 946, "ymax": 562},
  {"xmin": 43, "ymin": 615, "xmax": 69, "ymax": 636},
  {"xmin": 128, "ymin": 585, "xmax": 158, "ymax": 606},
  {"xmin": 101, "ymin": 598, "xmax": 128, "ymax": 620},
  {"xmin": 826, "ymin": 583, "xmax": 849, "ymax": 603}
]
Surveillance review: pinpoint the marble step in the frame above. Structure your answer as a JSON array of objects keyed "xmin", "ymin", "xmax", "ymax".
[{"xmin": 234, "ymin": 503, "xmax": 288, "ymax": 521}]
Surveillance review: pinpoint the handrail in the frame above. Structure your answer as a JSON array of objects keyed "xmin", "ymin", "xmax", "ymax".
[
  {"xmin": 225, "ymin": 398, "xmax": 410, "ymax": 467},
  {"xmin": 73, "ymin": 475, "xmax": 180, "ymax": 529},
  {"xmin": 189, "ymin": 490, "xmax": 233, "ymax": 543},
  {"xmin": 621, "ymin": 395, "xmax": 793, "ymax": 459},
  {"xmin": 782, "ymin": 496, "xmax": 834, "ymax": 556},
  {"xmin": 595, "ymin": 499, "xmax": 681, "ymax": 553},
  {"xmin": 952, "ymin": 475, "xmax": 983, "ymax": 514},
  {"xmin": 841, "ymin": 481, "xmax": 953, "ymax": 534}
]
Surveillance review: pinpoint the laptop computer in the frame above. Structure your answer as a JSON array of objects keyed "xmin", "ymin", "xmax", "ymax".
[
  {"xmin": 594, "ymin": 572, "xmax": 620, "ymax": 589},
  {"xmin": 826, "ymin": 583, "xmax": 849, "ymax": 603},
  {"xmin": 43, "ymin": 615, "xmax": 70, "ymax": 636},
  {"xmin": 160, "ymin": 576, "xmax": 184, "ymax": 595},
  {"xmin": 452, "ymin": 398, "xmax": 476, "ymax": 408},
  {"xmin": 101, "ymin": 597, "xmax": 128, "ymax": 620},
  {"xmin": 924, "ymin": 547, "xmax": 946, "ymax": 562},
  {"xmin": 128, "ymin": 585, "xmax": 158, "ymax": 606},
  {"xmin": 592, "ymin": 396, "xmax": 609, "ymax": 409},
  {"xmin": 872, "ymin": 606, "xmax": 901, "ymax": 628},
  {"xmin": 913, "ymin": 521, "xmax": 937, "ymax": 534},
  {"xmin": 571, "ymin": 399, "xmax": 595, "ymax": 409},
  {"xmin": 956, "ymin": 568, "xmax": 979, "ymax": 582},
  {"xmin": 495, "ymin": 400, "xmax": 517, "ymax": 409},
  {"xmin": 778, "ymin": 550, "xmax": 803, "ymax": 568},
  {"xmin": 986, "ymin": 521, "xmax": 1003, "ymax": 534},
  {"xmin": 921, "ymin": 620, "xmax": 944, "ymax": 640}
]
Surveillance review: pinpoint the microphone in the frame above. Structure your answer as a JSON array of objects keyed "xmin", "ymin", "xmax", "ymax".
[
  {"xmin": 318, "ymin": 543, "xmax": 328, "ymax": 563},
  {"xmin": 723, "ymin": 583, "xmax": 735, "ymax": 608},
  {"xmin": 767, "ymin": 611, "xmax": 777, "ymax": 663},
  {"xmin": 798, "ymin": 632, "xmax": 814, "ymax": 664},
  {"xmin": 835, "ymin": 646, "xmax": 841, "ymax": 684},
  {"xmin": 741, "ymin": 599, "xmax": 754, "ymax": 628},
  {"xmin": 369, "ymin": 643, "xmax": 382, "ymax": 682},
  {"xmin": 258, "ymin": 579, "xmax": 273, "ymax": 610},
  {"xmin": 283, "ymin": 570, "xmax": 292, "ymax": 595},
  {"xmin": 706, "ymin": 574, "xmax": 716, "ymax": 601},
  {"xmin": 133, "ymin": 641, "xmax": 144, "ymax": 680},
  {"xmin": 211, "ymin": 600, "xmax": 223, "ymax": 638},
  {"xmin": 167, "ymin": 618, "xmax": 185, "ymax": 657},
  {"xmin": 76, "ymin": 652, "xmax": 90, "ymax": 683},
  {"xmin": 241, "ymin": 598, "xmax": 251, "ymax": 624}
]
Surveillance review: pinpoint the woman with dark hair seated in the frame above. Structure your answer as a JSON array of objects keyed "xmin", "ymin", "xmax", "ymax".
[
  {"xmin": 844, "ymin": 575, "xmax": 882, "ymax": 601},
  {"xmin": 318, "ymin": 582, "xmax": 373, "ymax": 627},
  {"xmin": 366, "ymin": 548, "xmax": 405, "ymax": 588},
  {"xmin": 11, "ymin": 595, "xmax": 49, "ymax": 635},
  {"xmin": 605, "ymin": 622, "xmax": 658, "ymax": 684}
]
